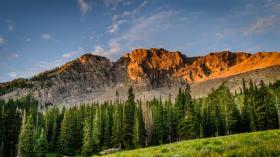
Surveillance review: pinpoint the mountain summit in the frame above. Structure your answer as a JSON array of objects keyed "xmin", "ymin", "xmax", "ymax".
[{"xmin": 1, "ymin": 48, "xmax": 280, "ymax": 105}]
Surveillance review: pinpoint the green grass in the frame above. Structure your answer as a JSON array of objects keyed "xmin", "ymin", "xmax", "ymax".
[{"xmin": 97, "ymin": 129, "xmax": 280, "ymax": 157}]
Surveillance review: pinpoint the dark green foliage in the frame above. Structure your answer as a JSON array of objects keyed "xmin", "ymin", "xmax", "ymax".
[
  {"xmin": 58, "ymin": 109, "xmax": 79, "ymax": 155},
  {"xmin": 44, "ymin": 107, "xmax": 61, "ymax": 152},
  {"xmin": 0, "ymin": 99, "xmax": 22, "ymax": 157},
  {"xmin": 112, "ymin": 101, "xmax": 124, "ymax": 148},
  {"xmin": 122, "ymin": 86, "xmax": 136, "ymax": 149},
  {"xmin": 81, "ymin": 116, "xmax": 94, "ymax": 157},
  {"xmin": 92, "ymin": 106, "xmax": 101, "ymax": 152},
  {"xmin": 1, "ymin": 79, "xmax": 280, "ymax": 157},
  {"xmin": 177, "ymin": 85, "xmax": 200, "ymax": 140},
  {"xmin": 34, "ymin": 129, "xmax": 48, "ymax": 157},
  {"xmin": 132, "ymin": 102, "xmax": 146, "ymax": 148},
  {"xmin": 18, "ymin": 113, "xmax": 35, "ymax": 157},
  {"xmin": 150, "ymin": 98, "xmax": 168, "ymax": 145},
  {"xmin": 255, "ymin": 80, "xmax": 278, "ymax": 130}
]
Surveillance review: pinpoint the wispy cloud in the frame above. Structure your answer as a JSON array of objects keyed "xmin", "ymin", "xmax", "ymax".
[
  {"xmin": 0, "ymin": 36, "xmax": 6, "ymax": 46},
  {"xmin": 107, "ymin": 0, "xmax": 149, "ymax": 33},
  {"xmin": 108, "ymin": 19, "xmax": 126, "ymax": 33},
  {"xmin": 264, "ymin": 0, "xmax": 280, "ymax": 11},
  {"xmin": 119, "ymin": 0, "xmax": 149, "ymax": 18},
  {"xmin": 92, "ymin": 45, "xmax": 105, "ymax": 55},
  {"xmin": 5, "ymin": 48, "xmax": 86, "ymax": 81},
  {"xmin": 11, "ymin": 53, "xmax": 20, "ymax": 59},
  {"xmin": 41, "ymin": 33, "xmax": 51, "ymax": 40},
  {"xmin": 8, "ymin": 72, "xmax": 18, "ymax": 79},
  {"xmin": 37, "ymin": 49, "xmax": 84, "ymax": 71},
  {"xmin": 215, "ymin": 32, "xmax": 224, "ymax": 39},
  {"xmin": 78, "ymin": 0, "xmax": 91, "ymax": 14},
  {"xmin": 103, "ymin": 0, "xmax": 131, "ymax": 10},
  {"xmin": 4, "ymin": 19, "xmax": 15, "ymax": 31},
  {"xmin": 8, "ymin": 25, "xmax": 14, "ymax": 31},
  {"xmin": 104, "ymin": 10, "xmax": 178, "ymax": 58},
  {"xmin": 62, "ymin": 50, "xmax": 80, "ymax": 59},
  {"xmin": 244, "ymin": 16, "xmax": 278, "ymax": 35}
]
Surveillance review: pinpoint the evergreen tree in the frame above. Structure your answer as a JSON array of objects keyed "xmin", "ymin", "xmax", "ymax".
[
  {"xmin": 58, "ymin": 109, "xmax": 76, "ymax": 155},
  {"xmin": 221, "ymin": 86, "xmax": 240, "ymax": 135},
  {"xmin": 270, "ymin": 80, "xmax": 280, "ymax": 128},
  {"xmin": 177, "ymin": 85, "xmax": 199, "ymax": 140},
  {"xmin": 1, "ymin": 99, "xmax": 22, "ymax": 157},
  {"xmin": 122, "ymin": 86, "xmax": 136, "ymax": 149},
  {"xmin": 112, "ymin": 102, "xmax": 123, "ymax": 148},
  {"xmin": 18, "ymin": 113, "xmax": 35, "ymax": 157},
  {"xmin": 255, "ymin": 80, "xmax": 278, "ymax": 130},
  {"xmin": 81, "ymin": 116, "xmax": 93, "ymax": 157},
  {"xmin": 34, "ymin": 129, "xmax": 48, "ymax": 157},
  {"xmin": 248, "ymin": 79, "xmax": 257, "ymax": 131},
  {"xmin": 132, "ymin": 103, "xmax": 146, "ymax": 148},
  {"xmin": 44, "ymin": 107, "xmax": 61, "ymax": 152},
  {"xmin": 165, "ymin": 95, "xmax": 176, "ymax": 142},
  {"xmin": 151, "ymin": 98, "xmax": 168, "ymax": 145},
  {"xmin": 104, "ymin": 103, "xmax": 113, "ymax": 149},
  {"xmin": 177, "ymin": 108, "xmax": 199, "ymax": 139},
  {"xmin": 92, "ymin": 106, "xmax": 101, "ymax": 152}
]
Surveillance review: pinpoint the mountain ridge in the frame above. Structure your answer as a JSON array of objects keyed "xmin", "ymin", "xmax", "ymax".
[{"xmin": 0, "ymin": 48, "xmax": 279, "ymax": 105}]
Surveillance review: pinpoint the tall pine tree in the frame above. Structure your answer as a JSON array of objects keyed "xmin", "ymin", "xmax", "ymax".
[
  {"xmin": 18, "ymin": 112, "xmax": 35, "ymax": 157},
  {"xmin": 122, "ymin": 86, "xmax": 136, "ymax": 149}
]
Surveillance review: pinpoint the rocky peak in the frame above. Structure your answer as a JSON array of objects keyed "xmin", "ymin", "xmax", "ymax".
[
  {"xmin": 126, "ymin": 48, "xmax": 187, "ymax": 82},
  {"xmin": 57, "ymin": 54, "xmax": 112, "ymax": 74},
  {"xmin": 78, "ymin": 54, "xmax": 110, "ymax": 65}
]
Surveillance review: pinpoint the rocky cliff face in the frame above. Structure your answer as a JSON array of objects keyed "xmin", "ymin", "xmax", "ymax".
[
  {"xmin": 125, "ymin": 48, "xmax": 188, "ymax": 88},
  {"xmin": 0, "ymin": 48, "xmax": 279, "ymax": 105},
  {"xmin": 174, "ymin": 51, "xmax": 252, "ymax": 83}
]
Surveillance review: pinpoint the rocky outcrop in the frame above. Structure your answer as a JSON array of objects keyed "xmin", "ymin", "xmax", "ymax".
[
  {"xmin": 125, "ymin": 48, "xmax": 188, "ymax": 88},
  {"xmin": 0, "ymin": 48, "xmax": 279, "ymax": 105},
  {"xmin": 174, "ymin": 51, "xmax": 252, "ymax": 82}
]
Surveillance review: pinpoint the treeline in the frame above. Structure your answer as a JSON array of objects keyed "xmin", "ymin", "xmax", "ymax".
[
  {"xmin": 0, "ymin": 78, "xmax": 33, "ymax": 96},
  {"xmin": 1, "ymin": 80, "xmax": 280, "ymax": 157}
]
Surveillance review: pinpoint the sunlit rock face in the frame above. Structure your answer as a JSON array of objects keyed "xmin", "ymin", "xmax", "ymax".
[{"xmin": 0, "ymin": 48, "xmax": 280, "ymax": 106}]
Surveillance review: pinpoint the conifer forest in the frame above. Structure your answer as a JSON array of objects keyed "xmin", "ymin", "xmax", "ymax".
[{"xmin": 1, "ymin": 79, "xmax": 280, "ymax": 157}]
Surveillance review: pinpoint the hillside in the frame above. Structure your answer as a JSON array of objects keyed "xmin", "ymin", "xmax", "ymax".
[
  {"xmin": 0, "ymin": 48, "xmax": 279, "ymax": 105},
  {"xmin": 99, "ymin": 130, "xmax": 280, "ymax": 157}
]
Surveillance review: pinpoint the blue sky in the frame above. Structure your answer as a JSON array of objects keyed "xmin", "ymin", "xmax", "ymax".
[{"xmin": 0, "ymin": 0, "xmax": 279, "ymax": 82}]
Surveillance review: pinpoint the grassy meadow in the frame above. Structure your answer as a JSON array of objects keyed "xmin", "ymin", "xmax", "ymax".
[{"xmin": 97, "ymin": 129, "xmax": 280, "ymax": 157}]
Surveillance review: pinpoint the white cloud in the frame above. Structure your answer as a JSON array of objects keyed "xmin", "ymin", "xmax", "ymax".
[
  {"xmin": 122, "ymin": 10, "xmax": 178, "ymax": 41},
  {"xmin": 0, "ymin": 36, "xmax": 6, "ymax": 45},
  {"xmin": 215, "ymin": 32, "xmax": 224, "ymax": 39},
  {"xmin": 104, "ymin": 10, "xmax": 178, "ymax": 58},
  {"xmin": 108, "ymin": 39, "xmax": 122, "ymax": 55},
  {"xmin": 108, "ymin": 19, "xmax": 126, "ymax": 33},
  {"xmin": 92, "ymin": 45, "xmax": 105, "ymax": 55},
  {"xmin": 244, "ymin": 16, "xmax": 277, "ymax": 35},
  {"xmin": 78, "ymin": 0, "xmax": 91, "ymax": 14},
  {"xmin": 4, "ymin": 48, "xmax": 85, "ymax": 81},
  {"xmin": 62, "ymin": 51, "xmax": 78, "ymax": 59},
  {"xmin": 11, "ymin": 53, "xmax": 19, "ymax": 58},
  {"xmin": 5, "ymin": 20, "xmax": 15, "ymax": 31},
  {"xmin": 41, "ymin": 33, "xmax": 51, "ymax": 40},
  {"xmin": 62, "ymin": 47, "xmax": 84, "ymax": 59},
  {"xmin": 120, "ymin": 0, "xmax": 149, "ymax": 17},
  {"xmin": 107, "ymin": 0, "xmax": 149, "ymax": 33},
  {"xmin": 264, "ymin": 0, "xmax": 280, "ymax": 10},
  {"xmin": 103, "ymin": 0, "xmax": 131, "ymax": 9},
  {"xmin": 9, "ymin": 72, "xmax": 18, "ymax": 78},
  {"xmin": 8, "ymin": 25, "xmax": 14, "ymax": 31},
  {"xmin": 91, "ymin": 43, "xmax": 120, "ymax": 57}
]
